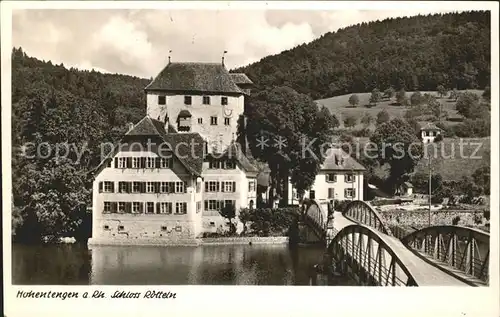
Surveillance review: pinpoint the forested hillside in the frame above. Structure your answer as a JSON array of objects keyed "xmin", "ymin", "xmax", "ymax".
[
  {"xmin": 11, "ymin": 47, "xmax": 148, "ymax": 242},
  {"xmin": 235, "ymin": 11, "xmax": 490, "ymax": 99}
]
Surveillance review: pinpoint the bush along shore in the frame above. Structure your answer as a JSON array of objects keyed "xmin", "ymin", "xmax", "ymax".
[{"xmin": 202, "ymin": 207, "xmax": 301, "ymax": 245}]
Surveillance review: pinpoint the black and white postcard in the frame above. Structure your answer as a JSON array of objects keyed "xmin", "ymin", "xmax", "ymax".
[{"xmin": 2, "ymin": 1, "xmax": 499, "ymax": 316}]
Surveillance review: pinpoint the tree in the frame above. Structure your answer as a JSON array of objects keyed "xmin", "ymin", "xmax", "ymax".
[
  {"xmin": 369, "ymin": 88, "xmax": 382, "ymax": 106},
  {"xmin": 343, "ymin": 115, "xmax": 357, "ymax": 128},
  {"xmin": 449, "ymin": 88, "xmax": 459, "ymax": 101},
  {"xmin": 376, "ymin": 109, "xmax": 390, "ymax": 125},
  {"xmin": 361, "ymin": 113, "xmax": 373, "ymax": 127},
  {"xmin": 238, "ymin": 208, "xmax": 252, "ymax": 235},
  {"xmin": 348, "ymin": 94, "xmax": 359, "ymax": 107},
  {"xmin": 482, "ymin": 86, "xmax": 490, "ymax": 102},
  {"xmin": 245, "ymin": 86, "xmax": 338, "ymax": 205},
  {"xmin": 384, "ymin": 87, "xmax": 395, "ymax": 100},
  {"xmin": 396, "ymin": 89, "xmax": 408, "ymax": 106},
  {"xmin": 456, "ymin": 91, "xmax": 480, "ymax": 118},
  {"xmin": 460, "ymin": 176, "xmax": 483, "ymax": 203},
  {"xmin": 370, "ymin": 118, "xmax": 423, "ymax": 194},
  {"xmin": 472, "ymin": 166, "xmax": 490, "ymax": 195},
  {"xmin": 410, "ymin": 91, "xmax": 423, "ymax": 107},
  {"xmin": 437, "ymin": 85, "xmax": 448, "ymax": 99},
  {"xmin": 220, "ymin": 202, "xmax": 237, "ymax": 235}
]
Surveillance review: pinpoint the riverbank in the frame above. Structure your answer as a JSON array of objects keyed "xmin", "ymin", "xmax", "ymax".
[{"xmin": 87, "ymin": 236, "xmax": 289, "ymax": 247}]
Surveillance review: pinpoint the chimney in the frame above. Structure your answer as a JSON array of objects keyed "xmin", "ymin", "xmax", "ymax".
[
  {"xmin": 222, "ymin": 50, "xmax": 228, "ymax": 66},
  {"xmin": 168, "ymin": 50, "xmax": 172, "ymax": 64},
  {"xmin": 127, "ymin": 122, "xmax": 134, "ymax": 133}
]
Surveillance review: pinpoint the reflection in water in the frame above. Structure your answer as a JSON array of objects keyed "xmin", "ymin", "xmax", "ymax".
[{"xmin": 13, "ymin": 243, "xmax": 345, "ymax": 285}]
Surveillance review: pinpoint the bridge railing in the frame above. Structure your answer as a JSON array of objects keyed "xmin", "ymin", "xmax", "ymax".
[
  {"xmin": 302, "ymin": 200, "xmax": 327, "ymax": 240},
  {"xmin": 342, "ymin": 200, "xmax": 393, "ymax": 236},
  {"xmin": 329, "ymin": 224, "xmax": 417, "ymax": 286},
  {"xmin": 401, "ymin": 226, "xmax": 489, "ymax": 283}
]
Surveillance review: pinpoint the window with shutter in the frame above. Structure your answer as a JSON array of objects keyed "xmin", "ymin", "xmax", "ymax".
[
  {"xmin": 126, "ymin": 157, "xmax": 132, "ymax": 168},
  {"xmin": 232, "ymin": 181, "xmax": 236, "ymax": 192},
  {"xmin": 112, "ymin": 202, "xmax": 118, "ymax": 213},
  {"xmin": 98, "ymin": 182, "xmax": 103, "ymax": 193},
  {"xmin": 221, "ymin": 181, "xmax": 225, "ymax": 193},
  {"xmin": 326, "ymin": 173, "xmax": 337, "ymax": 182},
  {"xmin": 328, "ymin": 188, "xmax": 335, "ymax": 198},
  {"xmin": 132, "ymin": 157, "xmax": 140, "ymax": 169},
  {"xmin": 114, "ymin": 157, "xmax": 118, "ymax": 168},
  {"xmin": 103, "ymin": 202, "xmax": 111, "ymax": 213}
]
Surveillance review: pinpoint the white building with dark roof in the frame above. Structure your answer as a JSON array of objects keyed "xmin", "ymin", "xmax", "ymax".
[
  {"xmin": 287, "ymin": 148, "xmax": 366, "ymax": 205},
  {"xmin": 89, "ymin": 60, "xmax": 257, "ymax": 245},
  {"xmin": 420, "ymin": 122, "xmax": 443, "ymax": 143}
]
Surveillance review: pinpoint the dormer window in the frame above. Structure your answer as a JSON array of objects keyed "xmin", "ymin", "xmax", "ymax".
[
  {"xmin": 221, "ymin": 97, "xmax": 228, "ymax": 105},
  {"xmin": 158, "ymin": 95, "xmax": 166, "ymax": 105},
  {"xmin": 203, "ymin": 96, "xmax": 210, "ymax": 105},
  {"xmin": 177, "ymin": 110, "xmax": 192, "ymax": 132},
  {"xmin": 184, "ymin": 96, "xmax": 192, "ymax": 105}
]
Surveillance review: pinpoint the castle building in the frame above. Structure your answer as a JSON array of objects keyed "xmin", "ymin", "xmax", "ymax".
[{"xmin": 88, "ymin": 60, "xmax": 257, "ymax": 245}]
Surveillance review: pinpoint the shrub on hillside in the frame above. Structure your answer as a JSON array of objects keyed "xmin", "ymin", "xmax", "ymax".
[
  {"xmin": 348, "ymin": 94, "xmax": 360, "ymax": 107},
  {"xmin": 410, "ymin": 91, "xmax": 423, "ymax": 107},
  {"xmin": 361, "ymin": 113, "xmax": 373, "ymax": 127},
  {"xmin": 452, "ymin": 216, "xmax": 461, "ymax": 225},
  {"xmin": 343, "ymin": 115, "xmax": 358, "ymax": 128},
  {"xmin": 436, "ymin": 122, "xmax": 456, "ymax": 137},
  {"xmin": 376, "ymin": 110, "xmax": 390, "ymax": 125},
  {"xmin": 350, "ymin": 128, "xmax": 372, "ymax": 137},
  {"xmin": 452, "ymin": 118, "xmax": 490, "ymax": 137}
]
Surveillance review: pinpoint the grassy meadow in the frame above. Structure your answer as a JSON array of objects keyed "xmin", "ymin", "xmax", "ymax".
[
  {"xmin": 348, "ymin": 137, "xmax": 490, "ymax": 181},
  {"xmin": 316, "ymin": 90, "xmax": 483, "ymax": 130}
]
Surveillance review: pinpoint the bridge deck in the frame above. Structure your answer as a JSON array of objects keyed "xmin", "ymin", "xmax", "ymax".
[{"xmin": 330, "ymin": 212, "xmax": 469, "ymax": 286}]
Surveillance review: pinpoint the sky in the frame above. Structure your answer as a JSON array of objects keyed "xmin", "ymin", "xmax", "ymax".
[{"xmin": 12, "ymin": 7, "xmax": 455, "ymax": 79}]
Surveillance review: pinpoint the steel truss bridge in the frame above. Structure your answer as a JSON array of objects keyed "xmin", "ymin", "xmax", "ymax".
[{"xmin": 302, "ymin": 200, "xmax": 489, "ymax": 286}]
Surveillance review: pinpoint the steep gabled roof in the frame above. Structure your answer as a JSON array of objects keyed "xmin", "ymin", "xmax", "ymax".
[
  {"xmin": 92, "ymin": 116, "xmax": 205, "ymax": 177},
  {"xmin": 208, "ymin": 141, "xmax": 259, "ymax": 175},
  {"xmin": 126, "ymin": 116, "xmax": 168, "ymax": 140},
  {"xmin": 145, "ymin": 62, "xmax": 244, "ymax": 94},
  {"xmin": 230, "ymin": 73, "xmax": 253, "ymax": 85},
  {"xmin": 420, "ymin": 122, "xmax": 443, "ymax": 131},
  {"xmin": 321, "ymin": 148, "xmax": 366, "ymax": 171},
  {"xmin": 162, "ymin": 133, "xmax": 205, "ymax": 176}
]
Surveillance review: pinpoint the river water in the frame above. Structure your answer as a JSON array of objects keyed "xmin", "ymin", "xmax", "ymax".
[{"xmin": 12, "ymin": 243, "xmax": 353, "ymax": 285}]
